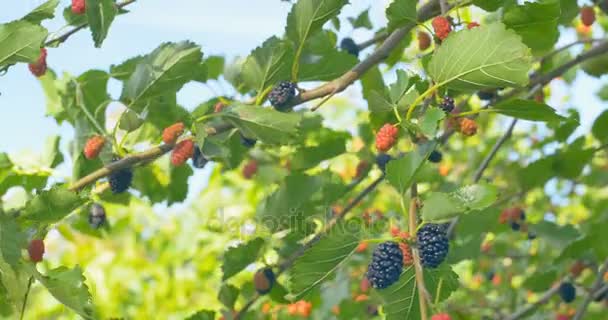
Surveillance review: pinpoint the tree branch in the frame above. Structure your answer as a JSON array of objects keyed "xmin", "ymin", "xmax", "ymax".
[
  {"xmin": 409, "ymin": 183, "xmax": 429, "ymax": 320},
  {"xmin": 44, "ymin": 0, "xmax": 138, "ymax": 47},
  {"xmin": 573, "ymin": 258, "xmax": 608, "ymax": 320}
]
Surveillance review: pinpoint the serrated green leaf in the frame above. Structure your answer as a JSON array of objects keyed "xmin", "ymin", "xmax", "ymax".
[
  {"xmin": 291, "ymin": 133, "xmax": 348, "ymax": 171},
  {"xmin": 419, "ymin": 107, "xmax": 445, "ymax": 137},
  {"xmin": 421, "ymin": 184, "xmax": 498, "ymax": 222},
  {"xmin": 592, "ymin": 110, "xmax": 608, "ymax": 144},
  {"xmin": 28, "ymin": 265, "xmax": 96, "ymax": 319},
  {"xmin": 0, "ymin": 216, "xmax": 27, "ymax": 270},
  {"xmin": 118, "ymin": 109, "xmax": 144, "ymax": 132},
  {"xmin": 389, "ymin": 70, "xmax": 411, "ymax": 103},
  {"xmin": 185, "ymin": 310, "xmax": 215, "ymax": 320},
  {"xmin": 20, "ymin": 187, "xmax": 86, "ymax": 224},
  {"xmin": 121, "ymin": 42, "xmax": 203, "ymax": 110},
  {"xmin": 518, "ymin": 156, "xmax": 554, "ymax": 189},
  {"xmin": 222, "ymin": 238, "xmax": 264, "ymax": 281},
  {"xmin": 85, "ymin": 0, "xmax": 117, "ymax": 47},
  {"xmin": 502, "ymin": 0, "xmax": 560, "ymax": 55},
  {"xmin": 385, "ymin": 0, "xmax": 417, "ymax": 31},
  {"xmin": 298, "ymin": 30, "xmax": 357, "ymax": 81},
  {"xmin": 242, "ymin": 36, "xmax": 293, "ymax": 93},
  {"xmin": 22, "ymin": 0, "xmax": 60, "ymax": 24},
  {"xmin": 0, "ymin": 260, "xmax": 30, "ymax": 315},
  {"xmin": 42, "ymin": 135, "xmax": 64, "ymax": 168},
  {"xmin": 167, "ymin": 164, "xmax": 193, "ymax": 205},
  {"xmin": 0, "ymin": 21, "xmax": 48, "ymax": 67},
  {"xmin": 223, "ymin": 104, "xmax": 302, "ymax": 145},
  {"xmin": 582, "ymin": 51, "xmax": 608, "ymax": 77},
  {"xmin": 492, "ymin": 99, "xmax": 565, "ymax": 122},
  {"xmin": 218, "ymin": 284, "xmax": 239, "ymax": 308},
  {"xmin": 109, "ymin": 55, "xmax": 144, "ymax": 80},
  {"xmin": 289, "ymin": 222, "xmax": 361, "ymax": 298},
  {"xmin": 377, "ymin": 265, "xmax": 459, "ymax": 320},
  {"xmin": 427, "ymin": 23, "xmax": 532, "ymax": 92},
  {"xmin": 285, "ymin": 0, "xmax": 349, "ymax": 47},
  {"xmin": 62, "ymin": 6, "xmax": 88, "ymax": 27},
  {"xmin": 368, "ymin": 90, "xmax": 394, "ymax": 113},
  {"xmin": 348, "ymin": 9, "xmax": 372, "ymax": 29},
  {"xmin": 386, "ymin": 141, "xmax": 436, "ymax": 194},
  {"xmin": 523, "ymin": 268, "xmax": 558, "ymax": 291}
]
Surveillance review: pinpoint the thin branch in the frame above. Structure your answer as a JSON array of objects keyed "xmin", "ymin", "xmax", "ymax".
[
  {"xmin": 356, "ymin": 32, "xmax": 389, "ymax": 51},
  {"xmin": 472, "ymin": 118, "xmax": 517, "ymax": 182},
  {"xmin": 409, "ymin": 184, "xmax": 429, "ymax": 320},
  {"xmin": 503, "ymin": 280, "xmax": 567, "ymax": 320},
  {"xmin": 573, "ymin": 258, "xmax": 608, "ymax": 320},
  {"xmin": 44, "ymin": 0, "xmax": 138, "ymax": 47},
  {"xmin": 19, "ymin": 277, "xmax": 34, "ymax": 320},
  {"xmin": 539, "ymin": 38, "xmax": 605, "ymax": 64},
  {"xmin": 233, "ymin": 174, "xmax": 386, "ymax": 320}
]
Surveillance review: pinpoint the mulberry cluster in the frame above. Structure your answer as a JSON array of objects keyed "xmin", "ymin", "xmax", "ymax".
[
  {"xmin": 375, "ymin": 124, "xmax": 399, "ymax": 152},
  {"xmin": 28, "ymin": 48, "xmax": 48, "ymax": 77},
  {"xmin": 558, "ymin": 282, "xmax": 576, "ymax": 303},
  {"xmin": 171, "ymin": 139, "xmax": 195, "ymax": 166},
  {"xmin": 268, "ymin": 81, "xmax": 297, "ymax": 110},
  {"xmin": 162, "ymin": 122, "xmax": 185, "ymax": 144},
  {"xmin": 28, "ymin": 239, "xmax": 45, "ymax": 263},
  {"xmin": 340, "ymin": 38, "xmax": 359, "ymax": 57},
  {"xmin": 439, "ymin": 96, "xmax": 455, "ymax": 113},
  {"xmin": 89, "ymin": 203, "xmax": 106, "ymax": 229},
  {"xmin": 432, "ymin": 16, "xmax": 452, "ymax": 41},
  {"xmin": 192, "ymin": 147, "xmax": 208, "ymax": 169},
  {"xmin": 417, "ymin": 223, "xmax": 449, "ymax": 269},
  {"xmin": 366, "ymin": 241, "xmax": 403, "ymax": 289},
  {"xmin": 108, "ymin": 165, "xmax": 133, "ymax": 194},
  {"xmin": 72, "ymin": 0, "xmax": 86, "ymax": 14},
  {"xmin": 84, "ymin": 135, "xmax": 106, "ymax": 160},
  {"xmin": 428, "ymin": 150, "xmax": 443, "ymax": 163},
  {"xmin": 254, "ymin": 268, "xmax": 276, "ymax": 295},
  {"xmin": 418, "ymin": 31, "xmax": 431, "ymax": 51},
  {"xmin": 580, "ymin": 6, "xmax": 596, "ymax": 27}
]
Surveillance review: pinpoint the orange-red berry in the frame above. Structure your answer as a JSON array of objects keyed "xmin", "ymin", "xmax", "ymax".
[
  {"xmin": 356, "ymin": 241, "xmax": 368, "ymax": 253},
  {"xmin": 375, "ymin": 124, "xmax": 399, "ymax": 152},
  {"xmin": 400, "ymin": 242, "xmax": 414, "ymax": 266},
  {"xmin": 418, "ymin": 31, "xmax": 431, "ymax": 50},
  {"xmin": 214, "ymin": 102, "xmax": 227, "ymax": 113},
  {"xmin": 242, "ymin": 160, "xmax": 258, "ymax": 179},
  {"xmin": 458, "ymin": 118, "xmax": 478, "ymax": 136},
  {"xmin": 162, "ymin": 122, "xmax": 185, "ymax": 144},
  {"xmin": 581, "ymin": 6, "xmax": 596, "ymax": 27},
  {"xmin": 83, "ymin": 135, "xmax": 106, "ymax": 159},
  {"xmin": 171, "ymin": 139, "xmax": 195, "ymax": 166},
  {"xmin": 431, "ymin": 313, "xmax": 451, "ymax": 320},
  {"xmin": 71, "ymin": 0, "xmax": 86, "ymax": 14},
  {"xmin": 28, "ymin": 239, "xmax": 45, "ymax": 263},
  {"xmin": 28, "ymin": 48, "xmax": 47, "ymax": 77},
  {"xmin": 360, "ymin": 278, "xmax": 371, "ymax": 292},
  {"xmin": 432, "ymin": 16, "xmax": 452, "ymax": 40}
]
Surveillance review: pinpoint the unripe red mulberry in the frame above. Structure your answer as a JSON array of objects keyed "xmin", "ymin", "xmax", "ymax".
[
  {"xmin": 432, "ymin": 16, "xmax": 452, "ymax": 41},
  {"xmin": 580, "ymin": 6, "xmax": 595, "ymax": 27},
  {"xmin": 418, "ymin": 31, "xmax": 431, "ymax": 50},
  {"xmin": 399, "ymin": 242, "xmax": 414, "ymax": 266},
  {"xmin": 162, "ymin": 122, "xmax": 185, "ymax": 144},
  {"xmin": 467, "ymin": 22, "xmax": 480, "ymax": 29},
  {"xmin": 28, "ymin": 48, "xmax": 47, "ymax": 77},
  {"xmin": 214, "ymin": 102, "xmax": 226, "ymax": 113},
  {"xmin": 83, "ymin": 135, "xmax": 106, "ymax": 159},
  {"xmin": 458, "ymin": 118, "xmax": 478, "ymax": 136},
  {"xmin": 375, "ymin": 124, "xmax": 399, "ymax": 152},
  {"xmin": 171, "ymin": 139, "xmax": 195, "ymax": 166},
  {"xmin": 28, "ymin": 239, "xmax": 45, "ymax": 263},
  {"xmin": 242, "ymin": 160, "xmax": 258, "ymax": 179},
  {"xmin": 431, "ymin": 313, "xmax": 452, "ymax": 320},
  {"xmin": 72, "ymin": 0, "xmax": 86, "ymax": 14}
]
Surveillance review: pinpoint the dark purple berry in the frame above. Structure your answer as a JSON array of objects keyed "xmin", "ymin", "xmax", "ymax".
[
  {"xmin": 340, "ymin": 38, "xmax": 359, "ymax": 57},
  {"xmin": 428, "ymin": 150, "xmax": 443, "ymax": 163},
  {"xmin": 268, "ymin": 81, "xmax": 297, "ymax": 111},
  {"xmin": 366, "ymin": 241, "xmax": 403, "ymax": 289},
  {"xmin": 108, "ymin": 166, "xmax": 133, "ymax": 194},
  {"xmin": 192, "ymin": 147, "xmax": 208, "ymax": 169},
  {"xmin": 558, "ymin": 282, "xmax": 576, "ymax": 303},
  {"xmin": 417, "ymin": 223, "xmax": 449, "ymax": 269},
  {"xmin": 240, "ymin": 133, "xmax": 257, "ymax": 148},
  {"xmin": 439, "ymin": 96, "xmax": 455, "ymax": 113},
  {"xmin": 375, "ymin": 154, "xmax": 392, "ymax": 172}
]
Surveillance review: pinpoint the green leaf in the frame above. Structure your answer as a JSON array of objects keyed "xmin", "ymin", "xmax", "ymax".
[
  {"xmin": 472, "ymin": 0, "xmax": 505, "ymax": 11},
  {"xmin": 385, "ymin": 0, "xmax": 417, "ymax": 31},
  {"xmin": 427, "ymin": 23, "xmax": 532, "ymax": 92},
  {"xmin": 348, "ymin": 9, "xmax": 372, "ymax": 29},
  {"xmin": 492, "ymin": 99, "xmax": 565, "ymax": 122},
  {"xmin": 377, "ymin": 265, "xmax": 459, "ymax": 320},
  {"xmin": 597, "ymin": 85, "xmax": 608, "ymax": 101},
  {"xmin": 0, "ymin": 260, "xmax": 30, "ymax": 315},
  {"xmin": 167, "ymin": 164, "xmax": 193, "ymax": 205},
  {"xmin": 419, "ymin": 107, "xmax": 445, "ymax": 137},
  {"xmin": 592, "ymin": 110, "xmax": 608, "ymax": 144},
  {"xmin": 298, "ymin": 31, "xmax": 357, "ymax": 81},
  {"xmin": 62, "ymin": 6, "xmax": 88, "ymax": 27},
  {"xmin": 85, "ymin": 0, "xmax": 118, "ymax": 47},
  {"xmin": 42, "ymin": 135, "xmax": 64, "ymax": 168},
  {"xmin": 530, "ymin": 221, "xmax": 580, "ymax": 249},
  {"xmin": 242, "ymin": 36, "xmax": 293, "ymax": 93},
  {"xmin": 386, "ymin": 141, "xmax": 436, "ymax": 194},
  {"xmin": 421, "ymin": 184, "xmax": 498, "ymax": 222},
  {"xmin": 218, "ymin": 284, "xmax": 239, "ymax": 308},
  {"xmin": 559, "ymin": 0, "xmax": 579, "ymax": 24},
  {"xmin": 502, "ymin": 0, "xmax": 560, "ymax": 54},
  {"xmin": 223, "ymin": 104, "xmax": 302, "ymax": 145},
  {"xmin": 582, "ymin": 52, "xmax": 608, "ymax": 77},
  {"xmin": 22, "ymin": 0, "xmax": 60, "ymax": 24},
  {"xmin": 121, "ymin": 42, "xmax": 203, "ymax": 110},
  {"xmin": 0, "ymin": 21, "xmax": 48, "ymax": 67},
  {"xmin": 118, "ymin": 109, "xmax": 144, "ymax": 132},
  {"xmin": 285, "ymin": 0, "xmax": 349, "ymax": 47},
  {"xmin": 0, "ymin": 216, "xmax": 27, "ymax": 270},
  {"xmin": 195, "ymin": 56, "xmax": 225, "ymax": 83},
  {"xmin": 523, "ymin": 268, "xmax": 558, "ymax": 291},
  {"xmin": 518, "ymin": 156, "xmax": 555, "ymax": 189},
  {"xmin": 221, "ymin": 238, "xmax": 265, "ymax": 281},
  {"xmin": 28, "ymin": 265, "xmax": 96, "ymax": 319},
  {"xmin": 20, "ymin": 187, "xmax": 86, "ymax": 224},
  {"xmin": 291, "ymin": 134, "xmax": 348, "ymax": 171},
  {"xmin": 110, "ymin": 55, "xmax": 144, "ymax": 80},
  {"xmin": 389, "ymin": 70, "xmax": 411, "ymax": 103},
  {"xmin": 289, "ymin": 222, "xmax": 361, "ymax": 298},
  {"xmin": 185, "ymin": 310, "xmax": 215, "ymax": 320},
  {"xmin": 368, "ymin": 90, "xmax": 394, "ymax": 113}
]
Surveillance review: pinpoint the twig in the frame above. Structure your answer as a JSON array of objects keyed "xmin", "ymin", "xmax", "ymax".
[
  {"xmin": 472, "ymin": 118, "xmax": 517, "ymax": 182},
  {"xmin": 356, "ymin": 32, "xmax": 389, "ymax": 51},
  {"xmin": 573, "ymin": 258, "xmax": 608, "ymax": 320},
  {"xmin": 503, "ymin": 280, "xmax": 567, "ymax": 320},
  {"xmin": 44, "ymin": 0, "xmax": 137, "ymax": 47},
  {"xmin": 539, "ymin": 38, "xmax": 604, "ymax": 64},
  {"xmin": 232, "ymin": 174, "xmax": 386, "ymax": 320},
  {"xmin": 19, "ymin": 277, "xmax": 34, "ymax": 320},
  {"xmin": 409, "ymin": 184, "xmax": 429, "ymax": 320}
]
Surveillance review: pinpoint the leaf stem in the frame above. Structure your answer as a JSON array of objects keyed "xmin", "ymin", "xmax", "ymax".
[{"xmin": 406, "ymin": 84, "xmax": 438, "ymax": 121}]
